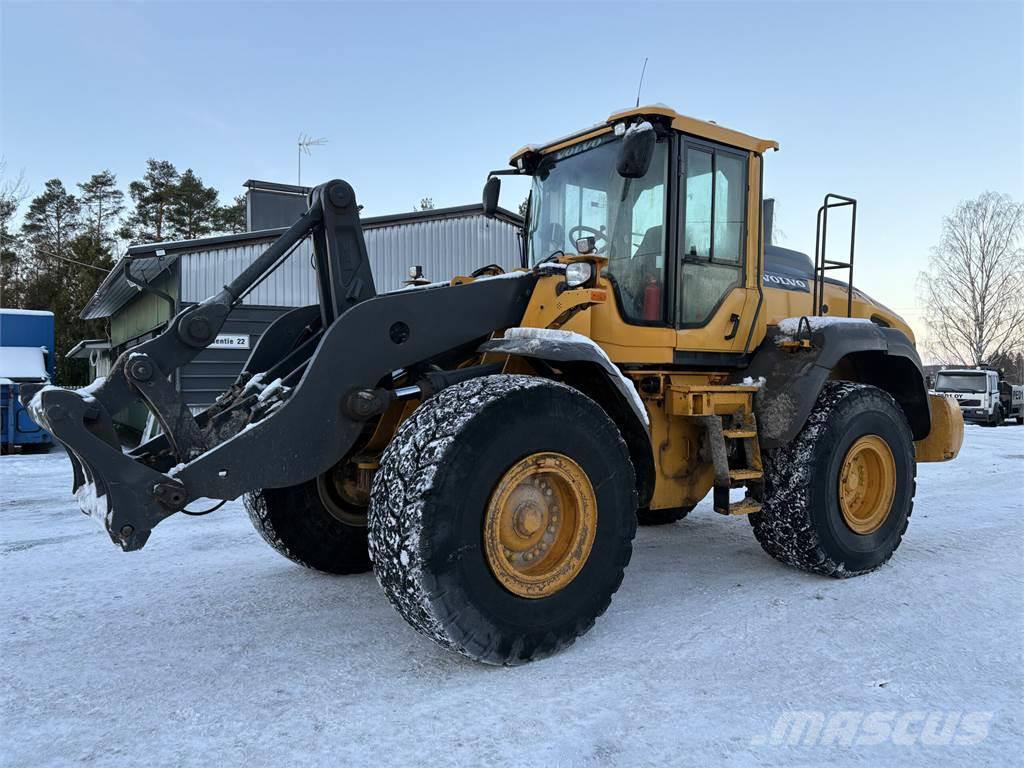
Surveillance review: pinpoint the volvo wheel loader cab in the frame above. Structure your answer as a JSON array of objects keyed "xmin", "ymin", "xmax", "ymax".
[{"xmin": 24, "ymin": 106, "xmax": 964, "ymax": 665}]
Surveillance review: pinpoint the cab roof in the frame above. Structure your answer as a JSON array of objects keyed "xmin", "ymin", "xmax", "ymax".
[{"xmin": 509, "ymin": 104, "xmax": 779, "ymax": 166}]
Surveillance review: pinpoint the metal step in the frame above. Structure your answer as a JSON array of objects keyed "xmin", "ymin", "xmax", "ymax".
[
  {"xmin": 712, "ymin": 487, "xmax": 763, "ymax": 516},
  {"xmin": 728, "ymin": 468, "xmax": 763, "ymax": 482},
  {"xmin": 723, "ymin": 428, "xmax": 757, "ymax": 439},
  {"xmin": 727, "ymin": 496, "xmax": 762, "ymax": 516}
]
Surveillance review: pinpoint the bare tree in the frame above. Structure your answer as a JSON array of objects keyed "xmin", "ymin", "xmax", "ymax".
[
  {"xmin": 920, "ymin": 192, "xmax": 1024, "ymax": 366},
  {"xmin": 0, "ymin": 160, "xmax": 29, "ymax": 306}
]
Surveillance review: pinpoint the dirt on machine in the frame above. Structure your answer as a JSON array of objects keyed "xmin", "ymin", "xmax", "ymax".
[{"xmin": 25, "ymin": 105, "xmax": 964, "ymax": 664}]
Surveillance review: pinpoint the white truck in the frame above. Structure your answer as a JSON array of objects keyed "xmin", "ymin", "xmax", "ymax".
[{"xmin": 932, "ymin": 368, "xmax": 1024, "ymax": 426}]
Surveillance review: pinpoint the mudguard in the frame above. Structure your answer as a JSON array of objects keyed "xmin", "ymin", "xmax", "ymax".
[
  {"xmin": 480, "ymin": 328, "xmax": 650, "ymax": 434},
  {"xmin": 479, "ymin": 327, "xmax": 656, "ymax": 507},
  {"xmin": 739, "ymin": 320, "xmax": 931, "ymax": 449}
]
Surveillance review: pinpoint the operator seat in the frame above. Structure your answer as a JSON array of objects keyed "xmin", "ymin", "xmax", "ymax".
[{"xmin": 622, "ymin": 225, "xmax": 663, "ymax": 313}]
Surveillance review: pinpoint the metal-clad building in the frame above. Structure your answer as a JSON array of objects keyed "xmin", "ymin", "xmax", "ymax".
[{"xmin": 77, "ymin": 200, "xmax": 523, "ymax": 433}]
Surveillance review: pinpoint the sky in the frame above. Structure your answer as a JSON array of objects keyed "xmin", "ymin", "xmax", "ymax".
[{"xmin": 2, "ymin": 0, "xmax": 1022, "ymax": 351}]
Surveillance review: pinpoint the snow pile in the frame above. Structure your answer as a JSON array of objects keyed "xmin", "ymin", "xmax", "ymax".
[
  {"xmin": 27, "ymin": 384, "xmax": 63, "ymax": 413},
  {"xmin": 0, "ymin": 346, "xmax": 48, "ymax": 381},
  {"xmin": 776, "ymin": 316, "xmax": 874, "ymax": 337},
  {"xmin": 78, "ymin": 376, "xmax": 107, "ymax": 403},
  {"xmin": 241, "ymin": 372, "xmax": 266, "ymax": 395},
  {"xmin": 624, "ymin": 120, "xmax": 654, "ymax": 137},
  {"xmin": 394, "ymin": 270, "xmax": 532, "ymax": 293},
  {"xmin": 256, "ymin": 377, "xmax": 287, "ymax": 403},
  {"xmin": 503, "ymin": 327, "xmax": 649, "ymax": 427},
  {"xmin": 395, "ymin": 280, "xmax": 449, "ymax": 292},
  {"xmin": 0, "ymin": 308, "xmax": 53, "ymax": 317},
  {"xmin": 474, "ymin": 270, "xmax": 532, "ymax": 282},
  {"xmin": 27, "ymin": 379, "xmax": 106, "ymax": 415},
  {"xmin": 73, "ymin": 479, "xmax": 110, "ymax": 528}
]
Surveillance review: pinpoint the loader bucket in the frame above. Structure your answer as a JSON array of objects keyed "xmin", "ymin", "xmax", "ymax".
[{"xmin": 22, "ymin": 383, "xmax": 180, "ymax": 551}]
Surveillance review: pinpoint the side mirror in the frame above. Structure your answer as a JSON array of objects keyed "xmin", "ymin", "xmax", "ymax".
[
  {"xmin": 617, "ymin": 122, "xmax": 656, "ymax": 178},
  {"xmin": 482, "ymin": 176, "xmax": 500, "ymax": 217}
]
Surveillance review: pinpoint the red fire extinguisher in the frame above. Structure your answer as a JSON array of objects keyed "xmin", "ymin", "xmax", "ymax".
[{"xmin": 643, "ymin": 276, "xmax": 661, "ymax": 321}]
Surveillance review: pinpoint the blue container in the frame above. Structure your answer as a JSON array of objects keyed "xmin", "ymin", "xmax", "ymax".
[{"xmin": 0, "ymin": 309, "xmax": 55, "ymax": 452}]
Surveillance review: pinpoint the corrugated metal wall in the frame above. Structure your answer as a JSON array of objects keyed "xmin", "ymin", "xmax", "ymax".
[
  {"xmin": 178, "ymin": 214, "xmax": 522, "ymax": 305},
  {"xmin": 363, "ymin": 215, "xmax": 522, "ymax": 291},
  {"xmin": 178, "ymin": 306, "xmax": 287, "ymax": 409}
]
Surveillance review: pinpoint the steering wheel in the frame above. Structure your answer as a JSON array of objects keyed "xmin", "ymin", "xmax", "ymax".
[{"xmin": 567, "ymin": 225, "xmax": 609, "ymax": 254}]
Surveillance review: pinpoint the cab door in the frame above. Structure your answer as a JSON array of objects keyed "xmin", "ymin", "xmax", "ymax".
[{"xmin": 672, "ymin": 137, "xmax": 760, "ymax": 360}]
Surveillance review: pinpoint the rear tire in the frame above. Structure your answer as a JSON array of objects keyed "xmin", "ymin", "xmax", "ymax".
[
  {"xmin": 244, "ymin": 480, "xmax": 371, "ymax": 574},
  {"xmin": 637, "ymin": 505, "xmax": 695, "ymax": 525},
  {"xmin": 368, "ymin": 375, "xmax": 637, "ymax": 665},
  {"xmin": 749, "ymin": 381, "xmax": 916, "ymax": 577}
]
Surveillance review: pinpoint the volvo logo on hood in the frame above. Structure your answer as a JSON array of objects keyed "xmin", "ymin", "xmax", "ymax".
[{"xmin": 763, "ymin": 271, "xmax": 809, "ymax": 292}]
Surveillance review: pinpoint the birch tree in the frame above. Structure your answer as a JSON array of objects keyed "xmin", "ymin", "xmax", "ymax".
[{"xmin": 921, "ymin": 192, "xmax": 1024, "ymax": 366}]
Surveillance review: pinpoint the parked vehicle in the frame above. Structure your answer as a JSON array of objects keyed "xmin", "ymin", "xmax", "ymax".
[
  {"xmin": 1, "ymin": 309, "xmax": 54, "ymax": 453},
  {"xmin": 26, "ymin": 106, "xmax": 964, "ymax": 664},
  {"xmin": 932, "ymin": 367, "xmax": 1024, "ymax": 426}
]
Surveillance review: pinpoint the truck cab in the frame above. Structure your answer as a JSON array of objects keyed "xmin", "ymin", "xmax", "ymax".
[{"xmin": 932, "ymin": 368, "xmax": 1008, "ymax": 426}]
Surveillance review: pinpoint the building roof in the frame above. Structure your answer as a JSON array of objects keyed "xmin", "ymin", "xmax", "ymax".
[
  {"xmin": 66, "ymin": 338, "xmax": 111, "ymax": 359},
  {"xmin": 80, "ymin": 203, "xmax": 523, "ymax": 321},
  {"xmin": 243, "ymin": 179, "xmax": 310, "ymax": 196},
  {"xmin": 509, "ymin": 104, "xmax": 779, "ymax": 165}
]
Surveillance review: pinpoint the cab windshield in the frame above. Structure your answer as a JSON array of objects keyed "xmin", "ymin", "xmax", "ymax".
[
  {"xmin": 527, "ymin": 134, "xmax": 669, "ymax": 322},
  {"xmin": 934, "ymin": 373, "xmax": 987, "ymax": 393}
]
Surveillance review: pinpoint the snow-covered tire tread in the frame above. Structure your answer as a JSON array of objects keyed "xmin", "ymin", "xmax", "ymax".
[
  {"xmin": 368, "ymin": 374, "xmax": 636, "ymax": 664},
  {"xmin": 750, "ymin": 381, "xmax": 916, "ymax": 578},
  {"xmin": 244, "ymin": 482, "xmax": 370, "ymax": 574}
]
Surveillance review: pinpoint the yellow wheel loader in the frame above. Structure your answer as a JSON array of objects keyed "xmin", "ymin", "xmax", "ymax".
[{"xmin": 25, "ymin": 106, "xmax": 964, "ymax": 664}]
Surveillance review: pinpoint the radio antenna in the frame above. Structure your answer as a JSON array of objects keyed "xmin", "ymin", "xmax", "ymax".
[
  {"xmin": 297, "ymin": 133, "xmax": 328, "ymax": 186},
  {"xmin": 635, "ymin": 57, "xmax": 648, "ymax": 108}
]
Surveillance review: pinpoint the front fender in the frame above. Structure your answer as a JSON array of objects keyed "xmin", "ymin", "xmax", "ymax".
[
  {"xmin": 480, "ymin": 328, "xmax": 649, "ymax": 435},
  {"xmin": 479, "ymin": 327, "xmax": 656, "ymax": 507},
  {"xmin": 740, "ymin": 321, "xmax": 931, "ymax": 449}
]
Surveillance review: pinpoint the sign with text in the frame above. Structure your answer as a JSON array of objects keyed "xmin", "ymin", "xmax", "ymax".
[{"xmin": 209, "ymin": 334, "xmax": 251, "ymax": 350}]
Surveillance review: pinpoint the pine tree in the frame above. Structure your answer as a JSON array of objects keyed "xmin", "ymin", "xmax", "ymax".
[
  {"xmin": 16, "ymin": 179, "xmax": 116, "ymax": 384},
  {"xmin": 21, "ymin": 179, "xmax": 82, "ymax": 259},
  {"xmin": 120, "ymin": 159, "xmax": 179, "ymax": 243},
  {"xmin": 166, "ymin": 168, "xmax": 221, "ymax": 240},
  {"xmin": 0, "ymin": 164, "xmax": 27, "ymax": 306},
  {"xmin": 78, "ymin": 170, "xmax": 124, "ymax": 250},
  {"xmin": 217, "ymin": 194, "xmax": 247, "ymax": 234}
]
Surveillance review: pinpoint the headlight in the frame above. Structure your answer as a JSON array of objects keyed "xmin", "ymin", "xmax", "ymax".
[{"xmin": 565, "ymin": 262, "xmax": 593, "ymax": 288}]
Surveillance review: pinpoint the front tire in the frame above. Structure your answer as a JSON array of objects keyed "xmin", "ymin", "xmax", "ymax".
[
  {"xmin": 368, "ymin": 375, "xmax": 637, "ymax": 665},
  {"xmin": 637, "ymin": 505, "xmax": 695, "ymax": 525},
  {"xmin": 749, "ymin": 381, "xmax": 916, "ymax": 577},
  {"xmin": 244, "ymin": 478, "xmax": 371, "ymax": 574}
]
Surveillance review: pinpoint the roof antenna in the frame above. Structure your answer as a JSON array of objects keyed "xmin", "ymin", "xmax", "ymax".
[{"xmin": 635, "ymin": 57, "xmax": 648, "ymax": 108}]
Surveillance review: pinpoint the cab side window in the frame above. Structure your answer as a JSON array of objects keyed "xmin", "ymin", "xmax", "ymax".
[{"xmin": 678, "ymin": 144, "xmax": 748, "ymax": 326}]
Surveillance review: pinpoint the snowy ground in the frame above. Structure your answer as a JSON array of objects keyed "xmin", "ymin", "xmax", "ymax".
[{"xmin": 1, "ymin": 425, "xmax": 1021, "ymax": 767}]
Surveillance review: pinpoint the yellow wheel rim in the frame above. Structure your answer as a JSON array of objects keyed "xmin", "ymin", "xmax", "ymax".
[
  {"xmin": 838, "ymin": 435, "xmax": 896, "ymax": 535},
  {"xmin": 483, "ymin": 452, "xmax": 597, "ymax": 599}
]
